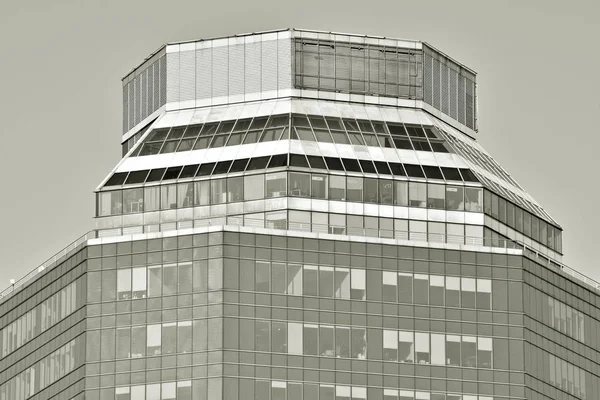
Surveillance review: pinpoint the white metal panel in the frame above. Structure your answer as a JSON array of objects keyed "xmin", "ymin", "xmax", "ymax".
[
  {"xmin": 364, "ymin": 204, "xmax": 379, "ymax": 216},
  {"xmin": 464, "ymin": 212, "xmax": 484, "ymax": 225},
  {"xmin": 446, "ymin": 211, "xmax": 465, "ymax": 224},
  {"xmin": 277, "ymin": 37, "xmax": 292, "ymax": 92},
  {"xmin": 212, "ymin": 45, "xmax": 228, "ymax": 98},
  {"xmin": 393, "ymin": 207, "xmax": 409, "ymax": 219},
  {"xmin": 245, "ymin": 41, "xmax": 261, "ymax": 95},
  {"xmin": 179, "ymin": 50, "xmax": 195, "ymax": 103},
  {"xmin": 311, "ymin": 199, "xmax": 329, "ymax": 212},
  {"xmin": 428, "ymin": 209, "xmax": 446, "ymax": 222},
  {"xmin": 409, "ymin": 208, "xmax": 427, "ymax": 220},
  {"xmin": 379, "ymin": 205, "xmax": 394, "ymax": 218},
  {"xmin": 367, "ymin": 147, "xmax": 385, "ymax": 161},
  {"xmin": 166, "ymin": 51, "xmax": 180, "ymax": 104},
  {"xmin": 196, "ymin": 47, "xmax": 212, "ymax": 101},
  {"xmin": 261, "ymin": 40, "xmax": 278, "ymax": 92},
  {"xmin": 229, "ymin": 43, "xmax": 245, "ymax": 96}
]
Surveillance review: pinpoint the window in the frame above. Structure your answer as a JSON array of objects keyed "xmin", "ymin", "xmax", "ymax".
[
  {"xmin": 162, "ymin": 322, "xmax": 177, "ymax": 354},
  {"xmin": 287, "ymin": 264, "xmax": 302, "ymax": 295},
  {"xmin": 117, "ymin": 269, "xmax": 132, "ymax": 300},
  {"xmin": 413, "ymin": 274, "xmax": 429, "ymax": 305},
  {"xmin": 465, "ymin": 187, "xmax": 483, "ymax": 212},
  {"xmin": 446, "ymin": 335, "xmax": 461, "ymax": 366},
  {"xmin": 266, "ymin": 210, "xmax": 287, "ymax": 229},
  {"xmin": 336, "ymin": 326, "xmax": 350, "ymax": 358},
  {"xmin": 194, "ymin": 180, "xmax": 209, "ymax": 206},
  {"xmin": 382, "ymin": 271, "xmax": 397, "ymax": 302},
  {"xmin": 289, "ymin": 172, "xmax": 310, "ymax": 196},
  {"xmin": 303, "ymin": 265, "xmax": 318, "ymax": 296},
  {"xmin": 210, "ymin": 179, "xmax": 226, "ymax": 204},
  {"xmin": 144, "ymin": 186, "xmax": 160, "ymax": 211},
  {"xmin": 446, "ymin": 277, "xmax": 460, "ymax": 307},
  {"xmin": 256, "ymin": 320, "xmax": 270, "ymax": 351},
  {"xmin": 415, "ymin": 332, "xmax": 429, "ymax": 364},
  {"xmin": 429, "ymin": 275, "xmax": 444, "ymax": 306},
  {"xmin": 320, "ymin": 325, "xmax": 335, "ymax": 356},
  {"xmin": 446, "ymin": 186, "xmax": 464, "ymax": 211},
  {"xmin": 346, "ymin": 177, "xmax": 363, "ymax": 202},
  {"xmin": 272, "ymin": 322, "xmax": 287, "ymax": 353},
  {"xmin": 311, "ymin": 175, "xmax": 328, "ymax": 199},
  {"xmin": 319, "ymin": 266, "xmax": 334, "ymax": 298},
  {"xmin": 408, "ymin": 182, "xmax": 426, "ymax": 207},
  {"xmin": 329, "ymin": 214, "xmax": 346, "ymax": 235},
  {"xmin": 398, "ymin": 331, "xmax": 414, "ymax": 362},
  {"xmin": 398, "ymin": 273, "xmax": 412, "ymax": 303},
  {"xmin": 379, "ymin": 180, "xmax": 393, "ymax": 204},
  {"xmin": 160, "ymin": 184, "xmax": 177, "ymax": 210},
  {"xmin": 477, "ymin": 337, "xmax": 492, "ymax": 368},
  {"xmin": 147, "ymin": 324, "xmax": 161, "ymax": 355},
  {"xmin": 461, "ymin": 278, "xmax": 476, "ymax": 308},
  {"xmin": 266, "ymin": 172, "xmax": 287, "ymax": 197},
  {"xmin": 304, "ymin": 324, "xmax": 318, "ymax": 355},
  {"xmin": 334, "ymin": 267, "xmax": 350, "ymax": 299},
  {"xmin": 176, "ymin": 183, "xmax": 194, "ymax": 208},
  {"xmin": 227, "ymin": 177, "xmax": 243, "ymax": 202},
  {"xmin": 271, "ymin": 262, "xmax": 286, "ymax": 294},
  {"xmin": 330, "ymin": 175, "xmax": 346, "ymax": 200},
  {"xmin": 351, "ymin": 328, "xmax": 367, "ymax": 359},
  {"xmin": 461, "ymin": 336, "xmax": 477, "ymax": 367},
  {"xmin": 147, "ymin": 265, "xmax": 162, "ymax": 297},
  {"xmin": 287, "ymin": 322, "xmax": 303, "ymax": 355},
  {"xmin": 256, "ymin": 261, "xmax": 270, "ymax": 292},
  {"xmin": 427, "ymin": 184, "xmax": 445, "ymax": 209},
  {"xmin": 394, "ymin": 181, "xmax": 408, "ymax": 206},
  {"xmin": 243, "ymin": 174, "xmax": 264, "ymax": 200},
  {"xmin": 476, "ymin": 279, "xmax": 492, "ymax": 310},
  {"xmin": 363, "ymin": 178, "xmax": 378, "ymax": 203},
  {"xmin": 98, "ymin": 190, "xmax": 123, "ymax": 216},
  {"xmin": 383, "ymin": 330, "xmax": 398, "ymax": 361},
  {"xmin": 350, "ymin": 269, "xmax": 366, "ymax": 300},
  {"xmin": 123, "ymin": 188, "xmax": 144, "ymax": 214},
  {"xmin": 431, "ymin": 334, "xmax": 445, "ymax": 365}
]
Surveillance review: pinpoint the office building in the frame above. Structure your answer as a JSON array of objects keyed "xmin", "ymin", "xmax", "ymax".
[{"xmin": 0, "ymin": 29, "xmax": 597, "ymax": 400}]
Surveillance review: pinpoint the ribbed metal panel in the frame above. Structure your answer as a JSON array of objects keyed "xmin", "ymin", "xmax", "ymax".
[
  {"xmin": 441, "ymin": 63, "xmax": 449, "ymax": 115},
  {"xmin": 141, "ymin": 68, "xmax": 148, "ymax": 118},
  {"xmin": 449, "ymin": 68, "xmax": 458, "ymax": 120},
  {"xmin": 122, "ymin": 85, "xmax": 129, "ymax": 133},
  {"xmin": 149, "ymin": 63, "xmax": 155, "ymax": 112},
  {"xmin": 128, "ymin": 82, "xmax": 134, "ymax": 132},
  {"xmin": 212, "ymin": 46, "xmax": 228, "ymax": 98},
  {"xmin": 159, "ymin": 56, "xmax": 167, "ymax": 106},
  {"xmin": 179, "ymin": 50, "xmax": 196, "ymax": 103},
  {"xmin": 166, "ymin": 52, "xmax": 180, "ymax": 103},
  {"xmin": 152, "ymin": 62, "xmax": 159, "ymax": 111},
  {"xmin": 423, "ymin": 53, "xmax": 430, "ymax": 103},
  {"xmin": 196, "ymin": 47, "xmax": 212, "ymax": 100},
  {"xmin": 228, "ymin": 44, "xmax": 245, "ymax": 96},
  {"xmin": 245, "ymin": 41, "xmax": 261, "ymax": 94},
  {"xmin": 458, "ymin": 76, "xmax": 466, "ymax": 125},
  {"xmin": 432, "ymin": 59, "xmax": 440, "ymax": 109},
  {"xmin": 466, "ymin": 78, "xmax": 475, "ymax": 129},
  {"xmin": 277, "ymin": 38, "xmax": 292, "ymax": 91},
  {"xmin": 261, "ymin": 40, "xmax": 278, "ymax": 92}
]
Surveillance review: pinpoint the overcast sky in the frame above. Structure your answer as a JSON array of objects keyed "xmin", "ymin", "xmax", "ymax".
[{"xmin": 0, "ymin": 0, "xmax": 598, "ymax": 290}]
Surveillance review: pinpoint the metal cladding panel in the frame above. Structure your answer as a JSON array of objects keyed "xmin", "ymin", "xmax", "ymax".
[
  {"xmin": 128, "ymin": 83, "xmax": 134, "ymax": 133},
  {"xmin": 466, "ymin": 78, "xmax": 475, "ymax": 130},
  {"xmin": 441, "ymin": 64, "xmax": 449, "ymax": 115},
  {"xmin": 212, "ymin": 46, "xmax": 229, "ymax": 98},
  {"xmin": 229, "ymin": 44, "xmax": 245, "ymax": 96},
  {"xmin": 133, "ymin": 75, "xmax": 140, "ymax": 125},
  {"xmin": 148, "ymin": 65, "xmax": 155, "ymax": 113},
  {"xmin": 166, "ymin": 51, "xmax": 180, "ymax": 104},
  {"xmin": 449, "ymin": 68, "xmax": 458, "ymax": 120},
  {"xmin": 432, "ymin": 59, "xmax": 440, "ymax": 110},
  {"xmin": 458, "ymin": 76, "xmax": 466, "ymax": 126},
  {"xmin": 423, "ymin": 53, "xmax": 433, "ymax": 105},
  {"xmin": 122, "ymin": 85, "xmax": 129, "ymax": 133},
  {"xmin": 141, "ymin": 68, "xmax": 148, "ymax": 117},
  {"xmin": 277, "ymin": 37, "xmax": 292, "ymax": 91},
  {"xmin": 261, "ymin": 40, "xmax": 278, "ymax": 92},
  {"xmin": 196, "ymin": 47, "xmax": 212, "ymax": 100},
  {"xmin": 179, "ymin": 50, "xmax": 196, "ymax": 103},
  {"xmin": 245, "ymin": 41, "xmax": 261, "ymax": 94},
  {"xmin": 159, "ymin": 56, "xmax": 167, "ymax": 105}
]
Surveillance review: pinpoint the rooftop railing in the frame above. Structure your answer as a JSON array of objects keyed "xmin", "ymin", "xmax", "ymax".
[{"xmin": 1, "ymin": 218, "xmax": 598, "ymax": 305}]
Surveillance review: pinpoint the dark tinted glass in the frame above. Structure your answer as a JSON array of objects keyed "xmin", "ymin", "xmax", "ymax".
[
  {"xmin": 179, "ymin": 165, "xmax": 199, "ymax": 178},
  {"xmin": 441, "ymin": 167, "xmax": 462, "ymax": 181},
  {"xmin": 213, "ymin": 160, "xmax": 232, "ymax": 175},
  {"xmin": 290, "ymin": 154, "xmax": 309, "ymax": 168},
  {"xmin": 307, "ymin": 156, "xmax": 327, "ymax": 170},
  {"xmin": 196, "ymin": 163, "xmax": 216, "ymax": 176},
  {"xmin": 247, "ymin": 156, "xmax": 270, "ymax": 170},
  {"xmin": 374, "ymin": 161, "xmax": 392, "ymax": 175},
  {"xmin": 359, "ymin": 160, "xmax": 376, "ymax": 174},
  {"xmin": 341, "ymin": 158, "xmax": 361, "ymax": 172},
  {"xmin": 125, "ymin": 170, "xmax": 149, "ymax": 184},
  {"xmin": 268, "ymin": 154, "xmax": 288, "ymax": 168},
  {"xmin": 105, "ymin": 172, "xmax": 128, "ymax": 186},
  {"xmin": 230, "ymin": 159, "xmax": 249, "ymax": 172},
  {"xmin": 163, "ymin": 166, "xmax": 182, "ymax": 180},
  {"xmin": 146, "ymin": 168, "xmax": 166, "ymax": 182},
  {"xmin": 324, "ymin": 157, "xmax": 344, "ymax": 171},
  {"xmin": 460, "ymin": 168, "xmax": 480, "ymax": 182},
  {"xmin": 389, "ymin": 163, "xmax": 406, "ymax": 176},
  {"xmin": 404, "ymin": 164, "xmax": 425, "ymax": 178},
  {"xmin": 422, "ymin": 166, "xmax": 444, "ymax": 180}
]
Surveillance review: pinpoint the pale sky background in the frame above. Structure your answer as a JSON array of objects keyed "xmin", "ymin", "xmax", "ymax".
[{"xmin": 0, "ymin": 0, "xmax": 598, "ymax": 289}]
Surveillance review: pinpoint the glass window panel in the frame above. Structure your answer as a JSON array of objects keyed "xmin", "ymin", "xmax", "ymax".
[
  {"xmin": 379, "ymin": 180, "xmax": 393, "ymax": 204},
  {"xmin": 160, "ymin": 184, "xmax": 177, "ymax": 210},
  {"xmin": 123, "ymin": 188, "xmax": 144, "ymax": 214},
  {"xmin": 363, "ymin": 178, "xmax": 378, "ymax": 203},
  {"xmin": 287, "ymin": 264, "xmax": 302, "ymax": 295},
  {"xmin": 409, "ymin": 182, "xmax": 426, "ymax": 207},
  {"xmin": 383, "ymin": 330, "xmax": 398, "ymax": 361},
  {"xmin": 194, "ymin": 181, "xmax": 210, "ymax": 206},
  {"xmin": 346, "ymin": 177, "xmax": 363, "ymax": 202},
  {"xmin": 350, "ymin": 269, "xmax": 366, "ymax": 300},
  {"xmin": 394, "ymin": 181, "xmax": 408, "ymax": 206},
  {"xmin": 476, "ymin": 279, "xmax": 492, "ymax": 310},
  {"xmin": 147, "ymin": 266, "xmax": 162, "ymax": 297},
  {"xmin": 210, "ymin": 179, "xmax": 226, "ymax": 204},
  {"xmin": 446, "ymin": 186, "xmax": 464, "ymax": 211},
  {"xmin": 330, "ymin": 175, "xmax": 346, "ymax": 200},
  {"xmin": 227, "ymin": 177, "xmax": 244, "ymax": 202},
  {"xmin": 271, "ymin": 262, "xmax": 286, "ymax": 294},
  {"xmin": 464, "ymin": 187, "xmax": 483, "ymax": 212},
  {"xmin": 334, "ymin": 268, "xmax": 350, "ymax": 299},
  {"xmin": 398, "ymin": 331, "xmax": 414, "ymax": 363},
  {"xmin": 147, "ymin": 324, "xmax": 161, "ymax": 355},
  {"xmin": 178, "ymin": 262, "xmax": 193, "ymax": 294},
  {"xmin": 413, "ymin": 275, "xmax": 429, "ymax": 305},
  {"xmin": 303, "ymin": 265, "xmax": 318, "ymax": 296},
  {"xmin": 266, "ymin": 210, "xmax": 287, "ymax": 229},
  {"xmin": 256, "ymin": 262, "xmax": 270, "ymax": 292},
  {"xmin": 398, "ymin": 273, "xmax": 412, "ymax": 303},
  {"xmin": 335, "ymin": 326, "xmax": 350, "ymax": 358},
  {"xmin": 446, "ymin": 335, "xmax": 461, "ymax": 366},
  {"xmin": 289, "ymin": 172, "xmax": 311, "ymax": 197},
  {"xmin": 162, "ymin": 264, "xmax": 177, "ymax": 295},
  {"xmin": 351, "ymin": 328, "xmax": 367, "ymax": 359},
  {"xmin": 288, "ymin": 322, "xmax": 303, "ymax": 355},
  {"xmin": 427, "ymin": 184, "xmax": 445, "ymax": 209},
  {"xmin": 256, "ymin": 320, "xmax": 270, "ymax": 351},
  {"xmin": 430, "ymin": 334, "xmax": 445, "ymax": 365},
  {"xmin": 461, "ymin": 278, "xmax": 476, "ymax": 308},
  {"xmin": 266, "ymin": 172, "xmax": 287, "ymax": 198},
  {"xmin": 117, "ymin": 269, "xmax": 132, "ymax": 300},
  {"xmin": 272, "ymin": 322, "xmax": 287, "ymax": 353},
  {"xmin": 176, "ymin": 183, "xmax": 194, "ymax": 208},
  {"xmin": 319, "ymin": 266, "xmax": 334, "ymax": 298},
  {"xmin": 462, "ymin": 336, "xmax": 477, "ymax": 367},
  {"xmin": 162, "ymin": 322, "xmax": 177, "ymax": 354},
  {"xmin": 144, "ymin": 187, "xmax": 160, "ymax": 212},
  {"xmin": 477, "ymin": 337, "xmax": 492, "ymax": 368},
  {"xmin": 98, "ymin": 191, "xmax": 123, "ymax": 216},
  {"xmin": 319, "ymin": 326, "xmax": 335, "ymax": 356},
  {"xmin": 429, "ymin": 275, "xmax": 444, "ymax": 306},
  {"xmin": 415, "ymin": 332, "xmax": 430, "ymax": 364},
  {"xmin": 311, "ymin": 175, "xmax": 328, "ymax": 199},
  {"xmin": 303, "ymin": 325, "xmax": 318, "ymax": 355},
  {"xmin": 244, "ymin": 174, "xmax": 264, "ymax": 201}
]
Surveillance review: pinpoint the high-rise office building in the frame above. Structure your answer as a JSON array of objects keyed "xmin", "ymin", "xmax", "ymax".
[{"xmin": 0, "ymin": 29, "xmax": 597, "ymax": 400}]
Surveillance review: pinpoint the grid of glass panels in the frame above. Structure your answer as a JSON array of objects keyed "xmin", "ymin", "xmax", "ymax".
[
  {"xmin": 484, "ymin": 190, "xmax": 562, "ymax": 253},
  {"xmin": 294, "ymin": 39, "xmax": 423, "ymax": 100},
  {"xmin": 129, "ymin": 114, "xmax": 452, "ymax": 157}
]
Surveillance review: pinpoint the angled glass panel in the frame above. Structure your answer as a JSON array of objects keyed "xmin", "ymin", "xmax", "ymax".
[
  {"xmin": 146, "ymin": 128, "xmax": 170, "ymax": 142},
  {"xmin": 387, "ymin": 123, "xmax": 406, "ymax": 136},
  {"xmin": 162, "ymin": 166, "xmax": 182, "ymax": 181},
  {"xmin": 324, "ymin": 157, "xmax": 344, "ymax": 171},
  {"xmin": 404, "ymin": 164, "xmax": 425, "ymax": 178},
  {"xmin": 243, "ymin": 130, "xmax": 262, "ymax": 144},
  {"xmin": 193, "ymin": 136, "xmax": 211, "ymax": 150},
  {"xmin": 307, "ymin": 155, "xmax": 327, "ymax": 170},
  {"xmin": 459, "ymin": 168, "xmax": 479, "ymax": 182},
  {"xmin": 125, "ymin": 170, "xmax": 149, "ymax": 185},
  {"xmin": 410, "ymin": 139, "xmax": 432, "ymax": 152},
  {"xmin": 430, "ymin": 141, "xmax": 449, "ymax": 153},
  {"xmin": 359, "ymin": 160, "xmax": 376, "ymax": 174},
  {"xmin": 295, "ymin": 126, "xmax": 316, "ymax": 141},
  {"xmin": 176, "ymin": 138, "xmax": 195, "ymax": 152},
  {"xmin": 374, "ymin": 161, "xmax": 392, "ymax": 175},
  {"xmin": 405, "ymin": 125, "xmax": 426, "ymax": 138},
  {"xmin": 225, "ymin": 131, "xmax": 244, "ymax": 146},
  {"xmin": 313, "ymin": 129, "xmax": 334, "ymax": 143},
  {"xmin": 179, "ymin": 165, "xmax": 199, "ymax": 179},
  {"xmin": 423, "ymin": 166, "xmax": 443, "ymax": 180},
  {"xmin": 309, "ymin": 116, "xmax": 328, "ymax": 129},
  {"xmin": 441, "ymin": 167, "xmax": 462, "ymax": 181},
  {"xmin": 146, "ymin": 168, "xmax": 166, "ymax": 182},
  {"xmin": 348, "ymin": 131, "xmax": 366, "ymax": 145},
  {"xmin": 268, "ymin": 154, "xmax": 288, "ymax": 168},
  {"xmin": 159, "ymin": 140, "xmax": 179, "ymax": 154},
  {"xmin": 247, "ymin": 156, "xmax": 270, "ymax": 171},
  {"xmin": 289, "ymin": 154, "xmax": 309, "ymax": 168},
  {"xmin": 183, "ymin": 125, "xmax": 202, "ymax": 138},
  {"xmin": 209, "ymin": 134, "xmax": 229, "ymax": 148},
  {"xmin": 325, "ymin": 117, "xmax": 343, "ymax": 130},
  {"xmin": 389, "ymin": 163, "xmax": 406, "ymax": 176},
  {"xmin": 233, "ymin": 118, "xmax": 252, "ymax": 132},
  {"xmin": 105, "ymin": 172, "xmax": 129, "ymax": 187},
  {"xmin": 341, "ymin": 158, "xmax": 361, "ymax": 172},
  {"xmin": 331, "ymin": 130, "xmax": 351, "ymax": 144},
  {"xmin": 229, "ymin": 159, "xmax": 249, "ymax": 173},
  {"xmin": 216, "ymin": 121, "xmax": 235, "ymax": 134},
  {"xmin": 196, "ymin": 163, "xmax": 216, "ymax": 177},
  {"xmin": 213, "ymin": 160, "xmax": 232, "ymax": 175},
  {"xmin": 167, "ymin": 127, "xmax": 185, "ymax": 140}
]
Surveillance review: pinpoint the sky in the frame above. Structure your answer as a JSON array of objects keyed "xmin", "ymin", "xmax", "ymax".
[{"xmin": 0, "ymin": 0, "xmax": 598, "ymax": 289}]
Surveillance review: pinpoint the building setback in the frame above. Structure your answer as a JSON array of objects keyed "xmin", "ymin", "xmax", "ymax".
[{"xmin": 0, "ymin": 29, "xmax": 597, "ymax": 400}]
